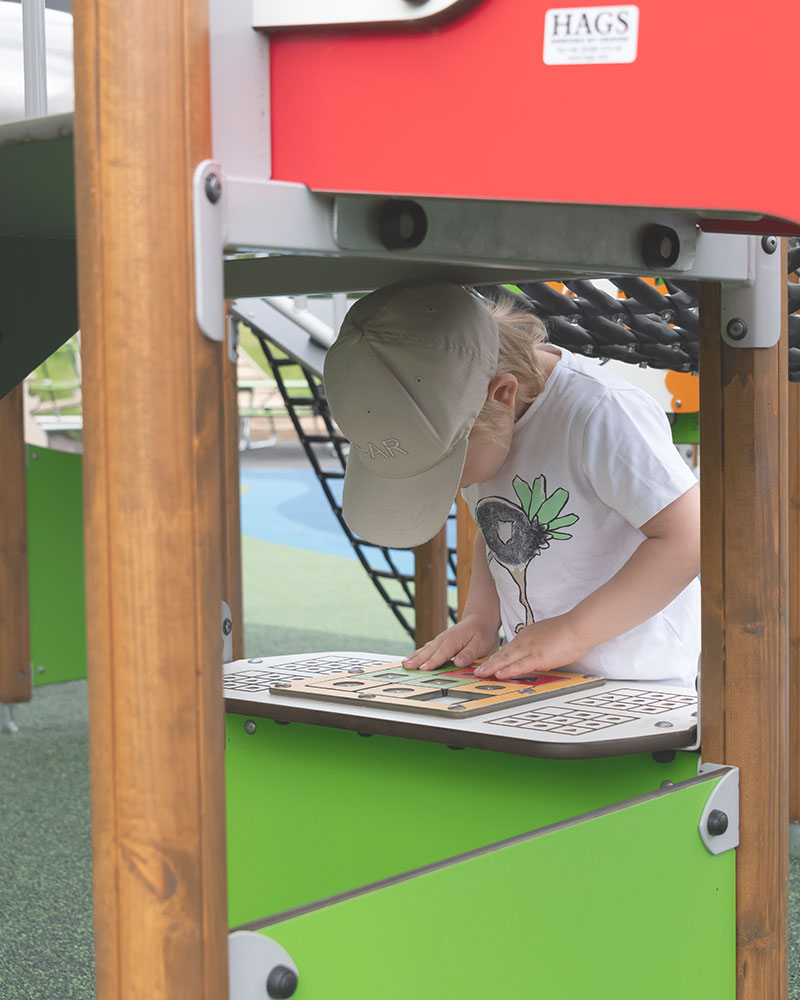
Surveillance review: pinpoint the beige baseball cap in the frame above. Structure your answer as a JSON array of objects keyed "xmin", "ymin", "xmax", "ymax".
[{"xmin": 323, "ymin": 281, "xmax": 499, "ymax": 548}]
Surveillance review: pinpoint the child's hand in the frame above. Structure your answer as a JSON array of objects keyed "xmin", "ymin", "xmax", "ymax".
[
  {"xmin": 402, "ymin": 614, "xmax": 499, "ymax": 672},
  {"xmin": 473, "ymin": 615, "xmax": 587, "ymax": 679}
]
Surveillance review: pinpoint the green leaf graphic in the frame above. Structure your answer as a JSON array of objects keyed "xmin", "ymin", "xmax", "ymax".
[
  {"xmin": 549, "ymin": 531, "xmax": 574, "ymax": 540},
  {"xmin": 529, "ymin": 476, "xmax": 547, "ymax": 518},
  {"xmin": 548, "ymin": 513, "xmax": 579, "ymax": 530},
  {"xmin": 512, "ymin": 477, "xmax": 533, "ymax": 515},
  {"xmin": 537, "ymin": 488, "xmax": 570, "ymax": 525}
]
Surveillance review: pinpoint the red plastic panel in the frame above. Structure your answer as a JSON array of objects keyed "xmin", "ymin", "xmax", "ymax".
[{"xmin": 269, "ymin": 0, "xmax": 799, "ymax": 227}]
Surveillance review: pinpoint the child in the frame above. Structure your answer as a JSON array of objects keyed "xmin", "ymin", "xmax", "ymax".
[{"xmin": 323, "ymin": 280, "xmax": 700, "ymax": 688}]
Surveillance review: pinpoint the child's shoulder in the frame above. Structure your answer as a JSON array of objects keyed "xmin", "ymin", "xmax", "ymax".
[
  {"xmin": 539, "ymin": 348, "xmax": 668, "ymax": 439},
  {"xmin": 550, "ymin": 347, "xmax": 661, "ymax": 411}
]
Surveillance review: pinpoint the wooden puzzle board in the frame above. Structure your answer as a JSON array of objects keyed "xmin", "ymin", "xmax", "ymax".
[
  {"xmin": 224, "ymin": 653, "xmax": 699, "ymax": 757},
  {"xmin": 269, "ymin": 661, "xmax": 604, "ymax": 718}
]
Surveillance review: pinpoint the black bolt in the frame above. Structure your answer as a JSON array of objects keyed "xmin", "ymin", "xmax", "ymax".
[
  {"xmin": 761, "ymin": 235, "xmax": 778, "ymax": 255},
  {"xmin": 641, "ymin": 224, "xmax": 680, "ymax": 269},
  {"xmin": 222, "ymin": 618, "xmax": 232, "ymax": 636},
  {"xmin": 267, "ymin": 965, "xmax": 298, "ymax": 999},
  {"xmin": 726, "ymin": 318, "xmax": 748, "ymax": 341},
  {"xmin": 707, "ymin": 809, "xmax": 729, "ymax": 837},
  {"xmin": 377, "ymin": 199, "xmax": 428, "ymax": 251},
  {"xmin": 205, "ymin": 172, "xmax": 222, "ymax": 204}
]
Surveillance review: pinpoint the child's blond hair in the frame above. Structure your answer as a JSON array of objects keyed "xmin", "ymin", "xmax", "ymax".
[{"xmin": 470, "ymin": 290, "xmax": 549, "ymax": 441}]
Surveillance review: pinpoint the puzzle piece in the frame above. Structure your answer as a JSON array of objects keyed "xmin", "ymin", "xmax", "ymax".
[{"xmin": 269, "ymin": 660, "xmax": 604, "ymax": 718}]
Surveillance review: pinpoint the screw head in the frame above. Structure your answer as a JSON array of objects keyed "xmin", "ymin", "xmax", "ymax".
[
  {"xmin": 707, "ymin": 809, "xmax": 729, "ymax": 837},
  {"xmin": 377, "ymin": 199, "xmax": 427, "ymax": 250},
  {"xmin": 222, "ymin": 618, "xmax": 232, "ymax": 636},
  {"xmin": 641, "ymin": 224, "xmax": 680, "ymax": 269},
  {"xmin": 243, "ymin": 719, "xmax": 257, "ymax": 735},
  {"xmin": 726, "ymin": 318, "xmax": 748, "ymax": 341},
  {"xmin": 266, "ymin": 965, "xmax": 298, "ymax": 999},
  {"xmin": 205, "ymin": 172, "xmax": 222, "ymax": 204},
  {"xmin": 761, "ymin": 235, "xmax": 778, "ymax": 254}
]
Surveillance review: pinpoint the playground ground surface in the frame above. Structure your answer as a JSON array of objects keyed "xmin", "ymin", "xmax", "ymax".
[{"xmin": 1, "ymin": 440, "xmax": 799, "ymax": 998}]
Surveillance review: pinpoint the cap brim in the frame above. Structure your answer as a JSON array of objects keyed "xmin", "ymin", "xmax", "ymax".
[{"xmin": 342, "ymin": 439, "xmax": 467, "ymax": 548}]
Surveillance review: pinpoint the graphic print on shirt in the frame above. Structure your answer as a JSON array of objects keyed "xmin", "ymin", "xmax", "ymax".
[{"xmin": 475, "ymin": 474, "xmax": 579, "ymax": 633}]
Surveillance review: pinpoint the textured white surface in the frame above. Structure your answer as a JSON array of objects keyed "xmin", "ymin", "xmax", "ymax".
[{"xmin": 224, "ymin": 651, "xmax": 698, "ymax": 751}]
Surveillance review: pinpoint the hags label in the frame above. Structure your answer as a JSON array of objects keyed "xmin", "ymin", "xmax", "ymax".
[{"xmin": 543, "ymin": 5, "xmax": 639, "ymax": 65}]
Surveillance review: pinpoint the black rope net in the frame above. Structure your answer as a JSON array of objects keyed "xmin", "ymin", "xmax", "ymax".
[{"xmin": 239, "ymin": 243, "xmax": 800, "ymax": 641}]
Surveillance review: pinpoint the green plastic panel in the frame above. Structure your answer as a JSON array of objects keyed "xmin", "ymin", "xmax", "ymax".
[
  {"xmin": 672, "ymin": 411, "xmax": 699, "ymax": 444},
  {"xmin": 27, "ymin": 446, "xmax": 87, "ymax": 685},
  {"xmin": 226, "ymin": 713, "xmax": 699, "ymax": 927},
  {"xmin": 260, "ymin": 774, "xmax": 734, "ymax": 999}
]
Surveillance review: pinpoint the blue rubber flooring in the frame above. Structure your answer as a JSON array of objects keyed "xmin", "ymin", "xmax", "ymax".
[{"xmin": 240, "ymin": 467, "xmax": 353, "ymax": 560}]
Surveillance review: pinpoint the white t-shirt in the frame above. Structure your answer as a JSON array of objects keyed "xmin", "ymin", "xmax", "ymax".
[{"xmin": 461, "ymin": 346, "xmax": 700, "ymax": 688}]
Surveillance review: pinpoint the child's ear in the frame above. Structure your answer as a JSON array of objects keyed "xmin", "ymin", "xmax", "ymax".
[{"xmin": 487, "ymin": 374, "xmax": 518, "ymax": 410}]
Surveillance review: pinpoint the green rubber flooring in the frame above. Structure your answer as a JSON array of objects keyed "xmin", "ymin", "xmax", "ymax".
[{"xmin": 2, "ymin": 535, "xmax": 800, "ymax": 997}]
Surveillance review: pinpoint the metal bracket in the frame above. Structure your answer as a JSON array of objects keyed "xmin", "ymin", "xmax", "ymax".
[
  {"xmin": 197, "ymin": 171, "xmax": 762, "ymax": 309},
  {"xmin": 697, "ymin": 763, "xmax": 739, "ymax": 855},
  {"xmin": 226, "ymin": 313, "xmax": 239, "ymax": 365},
  {"xmin": 252, "ymin": 0, "xmax": 468, "ymax": 30},
  {"xmin": 229, "ymin": 930, "xmax": 298, "ymax": 1000},
  {"xmin": 0, "ymin": 704, "xmax": 19, "ymax": 735},
  {"xmin": 334, "ymin": 195, "xmax": 700, "ymax": 276},
  {"xmin": 193, "ymin": 160, "xmax": 225, "ymax": 343},
  {"xmin": 221, "ymin": 600, "xmax": 233, "ymax": 664},
  {"xmin": 720, "ymin": 235, "xmax": 782, "ymax": 349}
]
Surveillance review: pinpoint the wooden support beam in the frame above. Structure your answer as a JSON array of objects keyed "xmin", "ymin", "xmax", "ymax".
[
  {"xmin": 791, "ymin": 380, "xmax": 800, "ymax": 824},
  {"xmin": 789, "ymin": 266, "xmax": 800, "ymax": 825},
  {"xmin": 699, "ymin": 264, "xmax": 788, "ymax": 998},
  {"xmin": 414, "ymin": 525, "xmax": 449, "ymax": 647},
  {"xmin": 0, "ymin": 385, "xmax": 32, "ymax": 706},
  {"xmin": 73, "ymin": 0, "xmax": 229, "ymax": 997}
]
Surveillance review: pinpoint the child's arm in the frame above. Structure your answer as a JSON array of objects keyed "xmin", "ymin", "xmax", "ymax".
[
  {"xmin": 474, "ymin": 484, "xmax": 700, "ymax": 679},
  {"xmin": 402, "ymin": 531, "xmax": 500, "ymax": 671}
]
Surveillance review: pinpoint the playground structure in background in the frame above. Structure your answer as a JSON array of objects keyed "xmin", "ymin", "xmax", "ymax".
[{"xmin": 1, "ymin": 1, "xmax": 798, "ymax": 998}]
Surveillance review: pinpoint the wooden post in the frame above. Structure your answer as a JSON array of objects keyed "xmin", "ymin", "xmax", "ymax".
[
  {"xmin": 0, "ymin": 385, "xmax": 32, "ymax": 707},
  {"xmin": 73, "ymin": 0, "xmax": 229, "ymax": 997},
  {"xmin": 699, "ymin": 261, "xmax": 788, "ymax": 998},
  {"xmin": 414, "ymin": 526, "xmax": 449, "ymax": 646},
  {"xmin": 789, "ymin": 272, "xmax": 800, "ymax": 825},
  {"xmin": 791, "ymin": 386, "xmax": 800, "ymax": 820},
  {"xmin": 456, "ymin": 493, "xmax": 477, "ymax": 620},
  {"xmin": 223, "ymin": 315, "xmax": 244, "ymax": 661}
]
